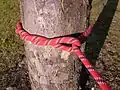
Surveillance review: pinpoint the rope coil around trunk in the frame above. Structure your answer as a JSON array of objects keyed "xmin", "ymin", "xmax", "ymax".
[{"xmin": 16, "ymin": 21, "xmax": 111, "ymax": 90}]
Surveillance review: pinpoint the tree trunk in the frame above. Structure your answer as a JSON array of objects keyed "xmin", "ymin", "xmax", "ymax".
[{"xmin": 20, "ymin": 0, "xmax": 89, "ymax": 90}]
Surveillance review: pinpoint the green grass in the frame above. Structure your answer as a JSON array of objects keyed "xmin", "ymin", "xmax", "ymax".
[{"xmin": 0, "ymin": 0, "xmax": 24, "ymax": 72}]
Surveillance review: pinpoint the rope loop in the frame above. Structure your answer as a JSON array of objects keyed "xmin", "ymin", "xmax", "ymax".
[{"xmin": 16, "ymin": 20, "xmax": 111, "ymax": 90}]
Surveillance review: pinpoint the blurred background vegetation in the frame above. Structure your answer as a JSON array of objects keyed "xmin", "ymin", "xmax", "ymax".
[
  {"xmin": 0, "ymin": 0, "xmax": 24, "ymax": 72},
  {"xmin": 0, "ymin": 1, "xmax": 29, "ymax": 89}
]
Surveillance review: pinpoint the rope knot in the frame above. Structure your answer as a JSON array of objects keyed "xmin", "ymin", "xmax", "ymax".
[
  {"xmin": 16, "ymin": 21, "xmax": 83, "ymax": 52},
  {"xmin": 16, "ymin": 20, "xmax": 111, "ymax": 90}
]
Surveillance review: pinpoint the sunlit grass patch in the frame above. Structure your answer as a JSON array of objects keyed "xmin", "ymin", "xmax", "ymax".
[{"xmin": 0, "ymin": 0, "xmax": 24, "ymax": 72}]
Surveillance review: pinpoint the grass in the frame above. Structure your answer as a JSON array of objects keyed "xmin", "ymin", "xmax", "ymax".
[{"xmin": 0, "ymin": 0, "xmax": 24, "ymax": 72}]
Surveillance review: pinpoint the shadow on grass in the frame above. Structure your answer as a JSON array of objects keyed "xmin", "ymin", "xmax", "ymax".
[{"xmin": 79, "ymin": 0, "xmax": 119, "ymax": 89}]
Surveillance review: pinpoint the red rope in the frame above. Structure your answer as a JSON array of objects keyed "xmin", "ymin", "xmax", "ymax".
[{"xmin": 16, "ymin": 21, "xmax": 111, "ymax": 90}]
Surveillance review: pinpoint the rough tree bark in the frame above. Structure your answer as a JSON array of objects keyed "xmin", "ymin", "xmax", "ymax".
[{"xmin": 20, "ymin": 0, "xmax": 89, "ymax": 90}]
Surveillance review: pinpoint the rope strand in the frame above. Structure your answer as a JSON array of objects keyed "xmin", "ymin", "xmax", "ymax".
[{"xmin": 16, "ymin": 21, "xmax": 111, "ymax": 90}]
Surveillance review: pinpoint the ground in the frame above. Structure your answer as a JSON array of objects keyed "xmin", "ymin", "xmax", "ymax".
[
  {"xmin": 0, "ymin": 0, "xmax": 24, "ymax": 72},
  {"xmin": 0, "ymin": 0, "xmax": 30, "ymax": 89},
  {"xmin": 86, "ymin": 0, "xmax": 120, "ymax": 89},
  {"xmin": 0, "ymin": 0, "xmax": 120, "ymax": 90}
]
